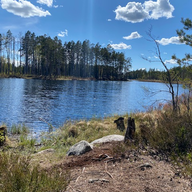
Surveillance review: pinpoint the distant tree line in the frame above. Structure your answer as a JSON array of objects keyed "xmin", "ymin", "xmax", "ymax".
[
  {"xmin": 127, "ymin": 66, "xmax": 192, "ymax": 82},
  {"xmin": 0, "ymin": 30, "xmax": 132, "ymax": 80}
]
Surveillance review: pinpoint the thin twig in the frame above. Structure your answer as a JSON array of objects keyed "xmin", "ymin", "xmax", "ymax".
[
  {"xmin": 105, "ymin": 161, "xmax": 114, "ymax": 179},
  {"xmin": 75, "ymin": 167, "xmax": 85, "ymax": 183},
  {"xmin": 67, "ymin": 185, "xmax": 76, "ymax": 192},
  {"xmin": 106, "ymin": 171, "xmax": 114, "ymax": 179}
]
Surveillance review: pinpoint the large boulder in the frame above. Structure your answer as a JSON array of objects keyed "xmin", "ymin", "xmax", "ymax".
[
  {"xmin": 67, "ymin": 140, "xmax": 93, "ymax": 156},
  {"xmin": 91, "ymin": 134, "xmax": 124, "ymax": 145}
]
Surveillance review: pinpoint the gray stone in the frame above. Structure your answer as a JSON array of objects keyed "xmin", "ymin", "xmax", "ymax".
[
  {"xmin": 138, "ymin": 163, "xmax": 153, "ymax": 170},
  {"xmin": 91, "ymin": 135, "xmax": 124, "ymax": 145},
  {"xmin": 67, "ymin": 140, "xmax": 92, "ymax": 156}
]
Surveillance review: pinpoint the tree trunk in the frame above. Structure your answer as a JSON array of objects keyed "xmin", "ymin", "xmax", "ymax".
[{"xmin": 124, "ymin": 117, "xmax": 135, "ymax": 142}]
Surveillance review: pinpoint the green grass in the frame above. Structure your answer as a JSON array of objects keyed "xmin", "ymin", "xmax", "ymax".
[
  {"xmin": 0, "ymin": 153, "xmax": 70, "ymax": 192},
  {"xmin": 9, "ymin": 124, "xmax": 29, "ymax": 135},
  {"xmin": 19, "ymin": 134, "xmax": 36, "ymax": 148}
]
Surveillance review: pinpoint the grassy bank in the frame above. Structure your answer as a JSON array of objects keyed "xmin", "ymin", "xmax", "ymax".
[{"xmin": 1, "ymin": 95, "xmax": 192, "ymax": 190}]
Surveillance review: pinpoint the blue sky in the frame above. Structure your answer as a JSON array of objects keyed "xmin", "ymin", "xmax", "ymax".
[{"xmin": 0, "ymin": 0, "xmax": 192, "ymax": 70}]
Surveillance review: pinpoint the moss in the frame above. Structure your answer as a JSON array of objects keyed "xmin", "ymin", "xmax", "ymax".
[{"xmin": 0, "ymin": 127, "xmax": 6, "ymax": 146}]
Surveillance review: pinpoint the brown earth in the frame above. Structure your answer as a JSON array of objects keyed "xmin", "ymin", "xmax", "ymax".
[{"xmin": 45, "ymin": 142, "xmax": 192, "ymax": 192}]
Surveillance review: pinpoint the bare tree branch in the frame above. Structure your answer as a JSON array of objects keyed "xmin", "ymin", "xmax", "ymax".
[{"xmin": 143, "ymin": 29, "xmax": 180, "ymax": 113}]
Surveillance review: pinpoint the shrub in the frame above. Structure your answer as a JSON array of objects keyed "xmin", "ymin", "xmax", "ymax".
[
  {"xmin": 138, "ymin": 110, "xmax": 192, "ymax": 155},
  {"xmin": 0, "ymin": 153, "xmax": 70, "ymax": 192}
]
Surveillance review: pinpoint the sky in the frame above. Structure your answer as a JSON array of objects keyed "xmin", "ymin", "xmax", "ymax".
[{"xmin": 0, "ymin": 0, "xmax": 192, "ymax": 71}]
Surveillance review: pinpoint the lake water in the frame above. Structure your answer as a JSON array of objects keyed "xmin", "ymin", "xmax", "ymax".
[{"xmin": 0, "ymin": 78, "xmax": 185, "ymax": 134}]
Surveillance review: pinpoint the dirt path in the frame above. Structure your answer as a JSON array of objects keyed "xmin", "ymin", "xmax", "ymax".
[{"xmin": 48, "ymin": 142, "xmax": 192, "ymax": 192}]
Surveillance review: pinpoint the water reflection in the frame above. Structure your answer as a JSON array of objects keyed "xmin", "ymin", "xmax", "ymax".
[{"xmin": 0, "ymin": 78, "xmax": 184, "ymax": 134}]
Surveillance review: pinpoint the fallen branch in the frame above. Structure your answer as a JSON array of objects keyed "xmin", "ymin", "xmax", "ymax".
[
  {"xmin": 105, "ymin": 171, "xmax": 114, "ymax": 179},
  {"xmin": 105, "ymin": 161, "xmax": 114, "ymax": 179}
]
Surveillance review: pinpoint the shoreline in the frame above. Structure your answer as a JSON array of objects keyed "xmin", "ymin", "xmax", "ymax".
[
  {"xmin": 0, "ymin": 74, "xmax": 131, "ymax": 81},
  {"xmin": 0, "ymin": 74, "xmax": 183, "ymax": 84}
]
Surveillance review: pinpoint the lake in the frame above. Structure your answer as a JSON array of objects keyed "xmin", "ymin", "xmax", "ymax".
[{"xmin": 0, "ymin": 78, "xmax": 185, "ymax": 135}]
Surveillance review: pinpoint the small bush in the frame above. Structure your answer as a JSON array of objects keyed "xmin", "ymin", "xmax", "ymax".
[
  {"xmin": 137, "ymin": 110, "xmax": 192, "ymax": 155},
  {"xmin": 0, "ymin": 153, "xmax": 70, "ymax": 192}
]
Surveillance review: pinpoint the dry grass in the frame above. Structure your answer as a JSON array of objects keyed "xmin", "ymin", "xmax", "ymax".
[{"xmin": 0, "ymin": 152, "xmax": 70, "ymax": 192}]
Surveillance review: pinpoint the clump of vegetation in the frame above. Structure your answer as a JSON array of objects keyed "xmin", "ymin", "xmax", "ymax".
[
  {"xmin": 9, "ymin": 124, "xmax": 29, "ymax": 135},
  {"xmin": 137, "ymin": 111, "xmax": 191, "ymax": 154},
  {"xmin": 0, "ymin": 153, "xmax": 70, "ymax": 192},
  {"xmin": 19, "ymin": 134, "xmax": 36, "ymax": 149}
]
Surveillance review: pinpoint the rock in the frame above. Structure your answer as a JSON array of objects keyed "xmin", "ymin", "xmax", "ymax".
[
  {"xmin": 88, "ymin": 178, "xmax": 110, "ymax": 183},
  {"xmin": 91, "ymin": 135, "xmax": 124, "ymax": 145},
  {"xmin": 67, "ymin": 140, "xmax": 92, "ymax": 156},
  {"xmin": 138, "ymin": 163, "xmax": 153, "ymax": 171}
]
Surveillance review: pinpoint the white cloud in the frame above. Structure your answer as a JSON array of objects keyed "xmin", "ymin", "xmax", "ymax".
[
  {"xmin": 53, "ymin": 5, "xmax": 58, "ymax": 8},
  {"xmin": 109, "ymin": 42, "xmax": 132, "ymax": 50},
  {"xmin": 37, "ymin": 0, "xmax": 53, "ymax": 7},
  {"xmin": 123, "ymin": 31, "xmax": 142, "ymax": 40},
  {"xmin": 115, "ymin": 2, "xmax": 149, "ymax": 23},
  {"xmin": 108, "ymin": 19, "xmax": 112, "ymax": 22},
  {"xmin": 58, "ymin": 30, "xmax": 68, "ymax": 37},
  {"xmin": 144, "ymin": 0, "xmax": 174, "ymax": 20},
  {"xmin": 115, "ymin": 0, "xmax": 174, "ymax": 23},
  {"xmin": 156, "ymin": 36, "xmax": 183, "ymax": 45},
  {"xmin": 1, "ymin": 0, "xmax": 51, "ymax": 18},
  {"xmin": 164, "ymin": 59, "xmax": 177, "ymax": 64}
]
